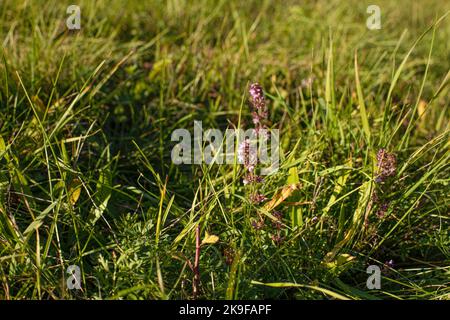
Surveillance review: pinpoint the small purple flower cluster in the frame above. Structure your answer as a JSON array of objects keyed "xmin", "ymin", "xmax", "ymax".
[
  {"xmin": 376, "ymin": 201, "xmax": 389, "ymax": 218},
  {"xmin": 271, "ymin": 233, "xmax": 285, "ymax": 245},
  {"xmin": 251, "ymin": 218, "xmax": 265, "ymax": 230},
  {"xmin": 385, "ymin": 259, "xmax": 394, "ymax": 268},
  {"xmin": 370, "ymin": 148, "xmax": 398, "ymax": 220},
  {"xmin": 249, "ymin": 193, "xmax": 267, "ymax": 204},
  {"xmin": 249, "ymin": 83, "xmax": 268, "ymax": 130},
  {"xmin": 243, "ymin": 83, "xmax": 286, "ymax": 245},
  {"xmin": 238, "ymin": 138, "xmax": 257, "ymax": 174},
  {"xmin": 271, "ymin": 211, "xmax": 286, "ymax": 245},
  {"xmin": 371, "ymin": 191, "xmax": 390, "ymax": 219},
  {"xmin": 223, "ymin": 248, "xmax": 234, "ymax": 266},
  {"xmin": 382, "ymin": 259, "xmax": 395, "ymax": 275},
  {"xmin": 272, "ymin": 211, "xmax": 283, "ymax": 229},
  {"xmin": 240, "ymin": 83, "xmax": 269, "ymax": 203},
  {"xmin": 375, "ymin": 149, "xmax": 397, "ymax": 183}
]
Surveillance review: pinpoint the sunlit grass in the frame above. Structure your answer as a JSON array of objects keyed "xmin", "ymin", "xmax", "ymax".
[{"xmin": 0, "ymin": 0, "xmax": 449, "ymax": 300}]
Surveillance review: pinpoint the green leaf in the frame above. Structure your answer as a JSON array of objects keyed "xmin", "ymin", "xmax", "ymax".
[
  {"xmin": 251, "ymin": 280, "xmax": 350, "ymax": 300},
  {"xmin": 23, "ymin": 202, "xmax": 58, "ymax": 235},
  {"xmin": 88, "ymin": 168, "xmax": 112, "ymax": 225},
  {"xmin": 354, "ymin": 52, "xmax": 371, "ymax": 145},
  {"xmin": 69, "ymin": 178, "xmax": 82, "ymax": 206}
]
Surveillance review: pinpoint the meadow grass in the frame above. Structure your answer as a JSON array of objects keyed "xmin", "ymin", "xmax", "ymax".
[{"xmin": 0, "ymin": 0, "xmax": 449, "ymax": 299}]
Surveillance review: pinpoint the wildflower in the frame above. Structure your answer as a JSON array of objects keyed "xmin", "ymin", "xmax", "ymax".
[
  {"xmin": 251, "ymin": 218, "xmax": 265, "ymax": 230},
  {"xmin": 249, "ymin": 83, "xmax": 268, "ymax": 126},
  {"xmin": 375, "ymin": 149, "xmax": 397, "ymax": 182},
  {"xmin": 385, "ymin": 259, "xmax": 394, "ymax": 268},
  {"xmin": 258, "ymin": 127, "xmax": 269, "ymax": 141},
  {"xmin": 382, "ymin": 259, "xmax": 395, "ymax": 274},
  {"xmin": 300, "ymin": 76, "xmax": 315, "ymax": 88},
  {"xmin": 273, "ymin": 211, "xmax": 283, "ymax": 219},
  {"xmin": 376, "ymin": 202, "xmax": 389, "ymax": 218},
  {"xmin": 272, "ymin": 210, "xmax": 284, "ymax": 229},
  {"xmin": 249, "ymin": 83, "xmax": 266, "ymax": 112},
  {"xmin": 271, "ymin": 234, "xmax": 285, "ymax": 245},
  {"xmin": 249, "ymin": 193, "xmax": 267, "ymax": 204},
  {"xmin": 242, "ymin": 84, "xmax": 269, "ymax": 221},
  {"xmin": 239, "ymin": 83, "xmax": 271, "ymax": 178},
  {"xmin": 251, "ymin": 111, "xmax": 260, "ymax": 125},
  {"xmin": 238, "ymin": 138, "xmax": 257, "ymax": 172},
  {"xmin": 243, "ymin": 174, "xmax": 263, "ymax": 185},
  {"xmin": 223, "ymin": 248, "xmax": 234, "ymax": 266}
]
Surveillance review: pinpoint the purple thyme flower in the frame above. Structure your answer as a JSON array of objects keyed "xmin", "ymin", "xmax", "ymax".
[
  {"xmin": 223, "ymin": 248, "xmax": 234, "ymax": 266},
  {"xmin": 251, "ymin": 219, "xmax": 265, "ymax": 230},
  {"xmin": 382, "ymin": 259, "xmax": 395, "ymax": 274},
  {"xmin": 249, "ymin": 83, "xmax": 268, "ymax": 124},
  {"xmin": 272, "ymin": 210, "xmax": 284, "ymax": 229},
  {"xmin": 271, "ymin": 234, "xmax": 285, "ymax": 246},
  {"xmin": 243, "ymin": 174, "xmax": 263, "ymax": 185},
  {"xmin": 249, "ymin": 83, "xmax": 265, "ymax": 110},
  {"xmin": 300, "ymin": 76, "xmax": 315, "ymax": 88},
  {"xmin": 249, "ymin": 193, "xmax": 267, "ymax": 204},
  {"xmin": 376, "ymin": 202, "xmax": 390, "ymax": 218},
  {"xmin": 376, "ymin": 149, "xmax": 397, "ymax": 182},
  {"xmin": 386, "ymin": 259, "xmax": 394, "ymax": 268},
  {"xmin": 238, "ymin": 138, "xmax": 257, "ymax": 172}
]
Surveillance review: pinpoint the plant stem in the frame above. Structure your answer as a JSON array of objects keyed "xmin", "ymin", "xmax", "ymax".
[{"xmin": 193, "ymin": 224, "xmax": 200, "ymax": 299}]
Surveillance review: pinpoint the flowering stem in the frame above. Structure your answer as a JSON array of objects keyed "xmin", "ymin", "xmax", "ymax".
[{"xmin": 193, "ymin": 224, "xmax": 201, "ymax": 299}]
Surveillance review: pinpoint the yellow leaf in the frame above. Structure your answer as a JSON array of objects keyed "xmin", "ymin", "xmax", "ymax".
[
  {"xmin": 264, "ymin": 183, "xmax": 300, "ymax": 212},
  {"xmin": 149, "ymin": 58, "xmax": 172, "ymax": 80},
  {"xmin": 69, "ymin": 178, "xmax": 82, "ymax": 205},
  {"xmin": 0, "ymin": 136, "xmax": 6, "ymax": 161},
  {"xmin": 418, "ymin": 100, "xmax": 427, "ymax": 118},
  {"xmin": 201, "ymin": 232, "xmax": 219, "ymax": 245},
  {"xmin": 0, "ymin": 135, "xmax": 5, "ymax": 152},
  {"xmin": 321, "ymin": 253, "xmax": 356, "ymax": 274},
  {"xmin": 336, "ymin": 253, "xmax": 356, "ymax": 266}
]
